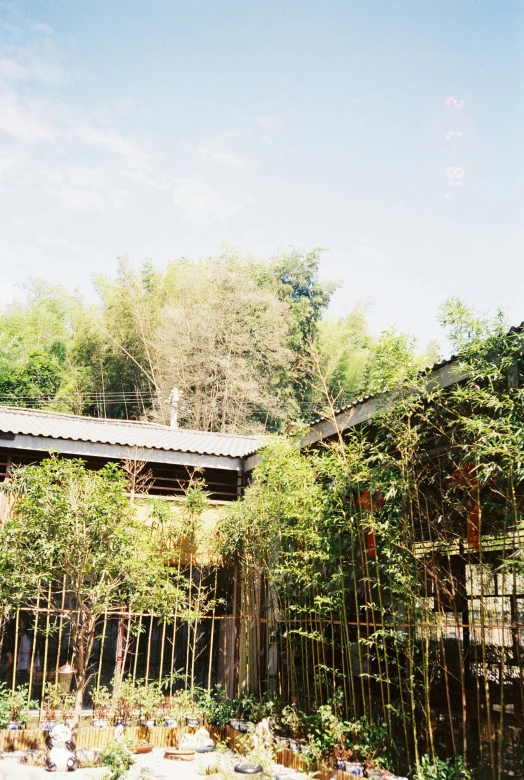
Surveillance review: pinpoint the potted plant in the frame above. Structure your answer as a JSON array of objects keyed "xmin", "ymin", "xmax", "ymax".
[
  {"xmin": 91, "ymin": 684, "xmax": 112, "ymax": 728},
  {"xmin": 198, "ymin": 685, "xmax": 236, "ymax": 728},
  {"xmin": 59, "ymin": 692, "xmax": 75, "ymax": 725},
  {"xmin": 7, "ymin": 685, "xmax": 34, "ymax": 730},
  {"xmin": 113, "ymin": 679, "xmax": 136, "ymax": 727},
  {"xmin": 163, "ymin": 701, "xmax": 178, "ymax": 729},
  {"xmin": 135, "ymin": 680, "xmax": 163, "ymax": 729},
  {"xmin": 42, "ymin": 683, "xmax": 62, "ymax": 730},
  {"xmin": 168, "ymin": 688, "xmax": 201, "ymax": 728}
]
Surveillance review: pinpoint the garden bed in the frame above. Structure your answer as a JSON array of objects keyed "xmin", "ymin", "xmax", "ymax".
[{"xmin": 0, "ymin": 725, "xmax": 359, "ymax": 780}]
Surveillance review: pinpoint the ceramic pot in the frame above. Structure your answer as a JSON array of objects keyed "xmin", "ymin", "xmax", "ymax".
[
  {"xmin": 164, "ymin": 748, "xmax": 195, "ymax": 761},
  {"xmin": 344, "ymin": 763, "xmax": 364, "ymax": 776}
]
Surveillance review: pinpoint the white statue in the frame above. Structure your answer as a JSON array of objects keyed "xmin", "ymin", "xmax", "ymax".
[{"xmin": 45, "ymin": 722, "xmax": 78, "ymax": 772}]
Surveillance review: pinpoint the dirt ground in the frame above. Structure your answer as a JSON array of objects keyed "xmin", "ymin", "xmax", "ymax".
[{"xmin": 0, "ymin": 746, "xmax": 276, "ymax": 780}]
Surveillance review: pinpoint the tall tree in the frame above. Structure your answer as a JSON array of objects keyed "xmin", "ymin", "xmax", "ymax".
[
  {"xmin": 0, "ymin": 455, "xmax": 180, "ymax": 732},
  {"xmin": 155, "ymin": 259, "xmax": 294, "ymax": 432},
  {"xmin": 0, "ymin": 280, "xmax": 87, "ymax": 412},
  {"xmin": 74, "ymin": 257, "xmax": 165, "ymax": 419},
  {"xmin": 316, "ymin": 303, "xmax": 373, "ymax": 404},
  {"xmin": 253, "ymin": 248, "xmax": 337, "ymax": 409}
]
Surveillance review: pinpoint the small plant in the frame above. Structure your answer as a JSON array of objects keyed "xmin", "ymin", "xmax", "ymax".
[
  {"xmin": 113, "ymin": 677, "xmax": 137, "ymax": 725},
  {"xmin": 199, "ymin": 762, "xmax": 220, "ymax": 775},
  {"xmin": 280, "ymin": 703, "xmax": 305, "ymax": 739},
  {"xmin": 165, "ymin": 686, "xmax": 202, "ymax": 722},
  {"xmin": 134, "ymin": 679, "xmax": 163, "ymax": 725},
  {"xmin": 198, "ymin": 686, "xmax": 237, "ymax": 726},
  {"xmin": 99, "ymin": 740, "xmax": 134, "ymax": 780},
  {"xmin": 92, "ymin": 684, "xmax": 112, "ymax": 722},
  {"xmin": 239, "ymin": 730, "xmax": 277, "ymax": 780},
  {"xmin": 414, "ymin": 754, "xmax": 472, "ymax": 780},
  {"xmin": 42, "ymin": 682, "xmax": 62, "ymax": 723},
  {"xmin": 0, "ymin": 684, "xmax": 38, "ymax": 727},
  {"xmin": 59, "ymin": 693, "xmax": 75, "ymax": 722}
]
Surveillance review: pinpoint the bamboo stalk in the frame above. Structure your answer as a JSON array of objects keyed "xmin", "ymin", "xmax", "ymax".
[
  {"xmin": 207, "ymin": 568, "xmax": 218, "ymax": 692},
  {"xmin": 41, "ymin": 583, "xmax": 52, "ymax": 709},
  {"xmin": 132, "ymin": 613, "xmax": 143, "ymax": 686},
  {"xmin": 12, "ymin": 608, "xmax": 19, "ymax": 693},
  {"xmin": 28, "ymin": 585, "xmax": 41, "ymax": 705},
  {"xmin": 145, "ymin": 614, "xmax": 153, "ymax": 685},
  {"xmin": 55, "ymin": 577, "xmax": 67, "ymax": 684},
  {"xmin": 96, "ymin": 613, "xmax": 108, "ymax": 694}
]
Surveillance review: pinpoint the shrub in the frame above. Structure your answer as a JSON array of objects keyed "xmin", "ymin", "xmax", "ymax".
[
  {"xmin": 414, "ymin": 754, "xmax": 472, "ymax": 780},
  {"xmin": 99, "ymin": 741, "xmax": 134, "ymax": 780}
]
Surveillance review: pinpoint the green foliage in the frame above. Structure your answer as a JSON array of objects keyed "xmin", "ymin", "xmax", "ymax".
[
  {"xmin": 362, "ymin": 326, "xmax": 421, "ymax": 394},
  {"xmin": 99, "ymin": 740, "xmax": 134, "ymax": 780},
  {"xmin": 134, "ymin": 678, "xmax": 164, "ymax": 722},
  {"xmin": 0, "ymin": 253, "xmax": 441, "ymax": 428},
  {"xmin": 0, "ymin": 455, "xmax": 181, "ymax": 721},
  {"xmin": 198, "ymin": 686, "xmax": 238, "ymax": 726},
  {"xmin": 414, "ymin": 754, "xmax": 472, "ymax": 780},
  {"xmin": 216, "ymin": 435, "xmax": 324, "ymax": 571},
  {"xmin": 218, "ymin": 302, "xmax": 524, "ymax": 778},
  {"xmin": 112, "ymin": 677, "xmax": 138, "ymax": 725},
  {"xmin": 91, "ymin": 684, "xmax": 112, "ymax": 720},
  {"xmin": 43, "ymin": 682, "xmax": 63, "ymax": 721},
  {"xmin": 0, "ymin": 250, "xmax": 338, "ymax": 429},
  {"xmin": 0, "ymin": 279, "xmax": 86, "ymax": 412},
  {"xmin": 438, "ymin": 297, "xmax": 507, "ymax": 353},
  {"xmin": 0, "ymin": 683, "xmax": 37, "ymax": 726},
  {"xmin": 316, "ymin": 304, "xmax": 372, "ymax": 403}
]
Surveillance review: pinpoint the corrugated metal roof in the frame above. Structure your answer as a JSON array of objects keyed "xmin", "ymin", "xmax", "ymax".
[{"xmin": 0, "ymin": 407, "xmax": 262, "ymax": 459}]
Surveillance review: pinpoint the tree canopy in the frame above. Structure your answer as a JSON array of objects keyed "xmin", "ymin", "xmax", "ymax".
[
  {"xmin": 0, "ymin": 248, "xmax": 439, "ymax": 431},
  {"xmin": 0, "ymin": 455, "xmax": 181, "ymax": 727}
]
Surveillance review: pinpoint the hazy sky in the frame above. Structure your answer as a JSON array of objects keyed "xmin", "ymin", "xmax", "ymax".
[{"xmin": 1, "ymin": 1, "xmax": 523, "ymax": 350}]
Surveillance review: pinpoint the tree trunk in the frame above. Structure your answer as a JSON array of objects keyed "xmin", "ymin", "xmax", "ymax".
[{"xmin": 72, "ymin": 616, "xmax": 96, "ymax": 740}]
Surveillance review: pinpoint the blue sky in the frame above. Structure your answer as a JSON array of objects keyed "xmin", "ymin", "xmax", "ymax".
[{"xmin": 0, "ymin": 0, "xmax": 523, "ymax": 349}]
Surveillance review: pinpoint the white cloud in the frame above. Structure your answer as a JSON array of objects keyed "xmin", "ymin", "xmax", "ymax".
[
  {"xmin": 0, "ymin": 25, "xmax": 64, "ymax": 85},
  {"xmin": 197, "ymin": 131, "xmax": 253, "ymax": 170},
  {"xmin": 0, "ymin": 148, "xmax": 20, "ymax": 182},
  {"xmin": 107, "ymin": 188, "xmax": 130, "ymax": 211},
  {"xmin": 30, "ymin": 22, "xmax": 54, "ymax": 35},
  {"xmin": 37, "ymin": 235, "xmax": 86, "ymax": 253},
  {"xmin": 354, "ymin": 238, "xmax": 389, "ymax": 263},
  {"xmin": 0, "ymin": 279, "xmax": 16, "ymax": 307},
  {"xmin": 173, "ymin": 177, "xmax": 243, "ymax": 227},
  {"xmin": 75, "ymin": 125, "xmax": 151, "ymax": 171},
  {"xmin": 58, "ymin": 186, "xmax": 106, "ymax": 213},
  {"xmin": 66, "ymin": 166, "xmax": 107, "ymax": 188},
  {"xmin": 0, "ymin": 58, "xmax": 31, "ymax": 80},
  {"xmin": 0, "ymin": 87, "xmax": 55, "ymax": 140},
  {"xmin": 255, "ymin": 116, "xmax": 281, "ymax": 133}
]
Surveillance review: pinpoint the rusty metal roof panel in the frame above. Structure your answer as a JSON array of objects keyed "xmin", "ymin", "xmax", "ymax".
[{"xmin": 0, "ymin": 407, "xmax": 262, "ymax": 459}]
